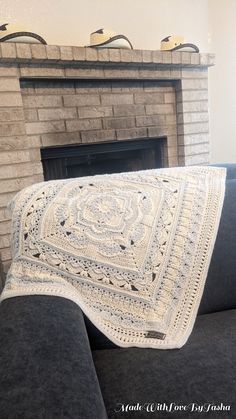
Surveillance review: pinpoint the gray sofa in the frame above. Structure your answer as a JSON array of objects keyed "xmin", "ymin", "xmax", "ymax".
[{"xmin": 0, "ymin": 165, "xmax": 236, "ymax": 419}]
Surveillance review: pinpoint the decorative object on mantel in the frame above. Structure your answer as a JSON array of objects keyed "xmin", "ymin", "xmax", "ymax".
[
  {"xmin": 1, "ymin": 166, "xmax": 226, "ymax": 349},
  {"xmin": 161, "ymin": 35, "xmax": 199, "ymax": 52},
  {"xmin": 89, "ymin": 28, "xmax": 133, "ymax": 49},
  {"xmin": 0, "ymin": 22, "xmax": 47, "ymax": 44}
]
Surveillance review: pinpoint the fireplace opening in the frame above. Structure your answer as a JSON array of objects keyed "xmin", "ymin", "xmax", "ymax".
[{"xmin": 41, "ymin": 137, "xmax": 166, "ymax": 181}]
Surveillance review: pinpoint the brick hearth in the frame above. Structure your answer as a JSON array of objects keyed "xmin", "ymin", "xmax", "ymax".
[{"xmin": 0, "ymin": 43, "xmax": 214, "ymax": 277}]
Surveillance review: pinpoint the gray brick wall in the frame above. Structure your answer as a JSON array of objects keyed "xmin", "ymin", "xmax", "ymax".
[
  {"xmin": 21, "ymin": 79, "xmax": 178, "ymax": 164},
  {"xmin": 176, "ymin": 72, "xmax": 209, "ymax": 164},
  {"xmin": 0, "ymin": 46, "xmax": 214, "ymax": 275},
  {"xmin": 0, "ymin": 70, "xmax": 44, "ymax": 274}
]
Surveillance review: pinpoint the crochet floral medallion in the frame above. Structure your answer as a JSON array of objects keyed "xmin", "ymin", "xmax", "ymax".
[{"xmin": 1, "ymin": 166, "xmax": 226, "ymax": 348}]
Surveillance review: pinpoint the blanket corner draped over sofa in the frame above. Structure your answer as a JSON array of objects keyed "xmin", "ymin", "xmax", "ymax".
[{"xmin": 1, "ymin": 166, "xmax": 226, "ymax": 349}]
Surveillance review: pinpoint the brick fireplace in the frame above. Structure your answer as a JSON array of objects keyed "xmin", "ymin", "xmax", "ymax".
[{"xmin": 0, "ymin": 43, "xmax": 214, "ymax": 277}]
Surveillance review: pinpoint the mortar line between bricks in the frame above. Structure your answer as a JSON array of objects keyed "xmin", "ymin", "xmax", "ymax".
[
  {"xmin": 61, "ymin": 95, "xmax": 66, "ymax": 107},
  {"xmin": 26, "ymin": 118, "xmax": 73, "ymax": 124},
  {"xmin": 78, "ymin": 131, "xmax": 82, "ymax": 143},
  {"xmin": 179, "ymin": 141, "xmax": 210, "ymax": 147},
  {"xmin": 181, "ymin": 152, "xmax": 209, "ymax": 157},
  {"xmin": 23, "ymin": 105, "xmax": 68, "ymax": 110},
  {"xmin": 181, "ymin": 89, "xmax": 208, "ymax": 94},
  {"xmin": 177, "ymin": 111, "xmax": 209, "ymax": 114},
  {"xmin": 178, "ymin": 121, "xmax": 209, "ymax": 127},
  {"xmin": 101, "ymin": 118, "xmax": 105, "ymax": 130},
  {"xmin": 0, "ymin": 90, "xmax": 21, "ymax": 94},
  {"xmin": 0, "ymin": 220, "xmax": 11, "ymax": 228},
  {"xmin": 0, "ymin": 117, "xmax": 25, "ymax": 122},
  {"xmin": 0, "ymin": 118, "xmax": 25, "ymax": 125},
  {"xmin": 177, "ymin": 131, "xmax": 209, "ymax": 136},
  {"xmin": 0, "ymin": 218, "xmax": 11, "ymax": 224},
  {"xmin": 181, "ymin": 88, "xmax": 209, "ymax": 92},
  {"xmin": 177, "ymin": 100, "xmax": 208, "ymax": 105}
]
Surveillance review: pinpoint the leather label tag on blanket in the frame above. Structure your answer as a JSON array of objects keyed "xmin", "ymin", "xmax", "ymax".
[{"xmin": 145, "ymin": 331, "xmax": 166, "ymax": 340}]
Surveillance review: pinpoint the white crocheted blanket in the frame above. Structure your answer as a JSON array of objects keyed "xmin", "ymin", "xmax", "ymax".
[{"xmin": 1, "ymin": 166, "xmax": 226, "ymax": 349}]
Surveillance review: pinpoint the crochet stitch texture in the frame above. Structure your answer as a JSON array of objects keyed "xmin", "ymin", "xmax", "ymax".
[{"xmin": 1, "ymin": 166, "xmax": 226, "ymax": 348}]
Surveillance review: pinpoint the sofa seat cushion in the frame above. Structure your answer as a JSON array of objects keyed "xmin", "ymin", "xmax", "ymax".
[{"xmin": 93, "ymin": 309, "xmax": 236, "ymax": 419}]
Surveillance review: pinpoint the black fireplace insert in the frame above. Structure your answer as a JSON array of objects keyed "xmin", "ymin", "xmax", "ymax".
[{"xmin": 41, "ymin": 137, "xmax": 166, "ymax": 181}]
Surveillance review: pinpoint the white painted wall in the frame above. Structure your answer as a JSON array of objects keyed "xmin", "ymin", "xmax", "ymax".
[
  {"xmin": 2, "ymin": 0, "xmax": 235, "ymax": 163},
  {"xmin": 208, "ymin": 0, "xmax": 236, "ymax": 163},
  {"xmin": 0, "ymin": 0, "xmax": 209, "ymax": 50}
]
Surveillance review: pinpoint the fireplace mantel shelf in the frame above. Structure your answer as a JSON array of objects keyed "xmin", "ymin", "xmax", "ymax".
[{"xmin": 0, "ymin": 42, "xmax": 215, "ymax": 69}]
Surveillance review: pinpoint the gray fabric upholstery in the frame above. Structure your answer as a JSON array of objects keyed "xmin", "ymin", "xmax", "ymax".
[
  {"xmin": 198, "ymin": 179, "xmax": 236, "ymax": 314},
  {"xmin": 84, "ymin": 315, "xmax": 119, "ymax": 350},
  {"xmin": 93, "ymin": 309, "xmax": 236, "ymax": 419},
  {"xmin": 0, "ymin": 296, "xmax": 107, "ymax": 419},
  {"xmin": 213, "ymin": 163, "xmax": 236, "ymax": 179}
]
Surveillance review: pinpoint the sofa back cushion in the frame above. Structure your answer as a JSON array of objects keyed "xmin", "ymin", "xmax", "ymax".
[{"xmin": 198, "ymin": 178, "xmax": 236, "ymax": 314}]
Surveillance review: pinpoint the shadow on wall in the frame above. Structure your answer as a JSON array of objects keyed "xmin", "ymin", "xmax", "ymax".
[{"xmin": 0, "ymin": 254, "xmax": 5, "ymax": 292}]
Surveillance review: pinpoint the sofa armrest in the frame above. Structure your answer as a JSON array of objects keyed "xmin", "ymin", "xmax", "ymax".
[{"xmin": 0, "ymin": 295, "xmax": 107, "ymax": 419}]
